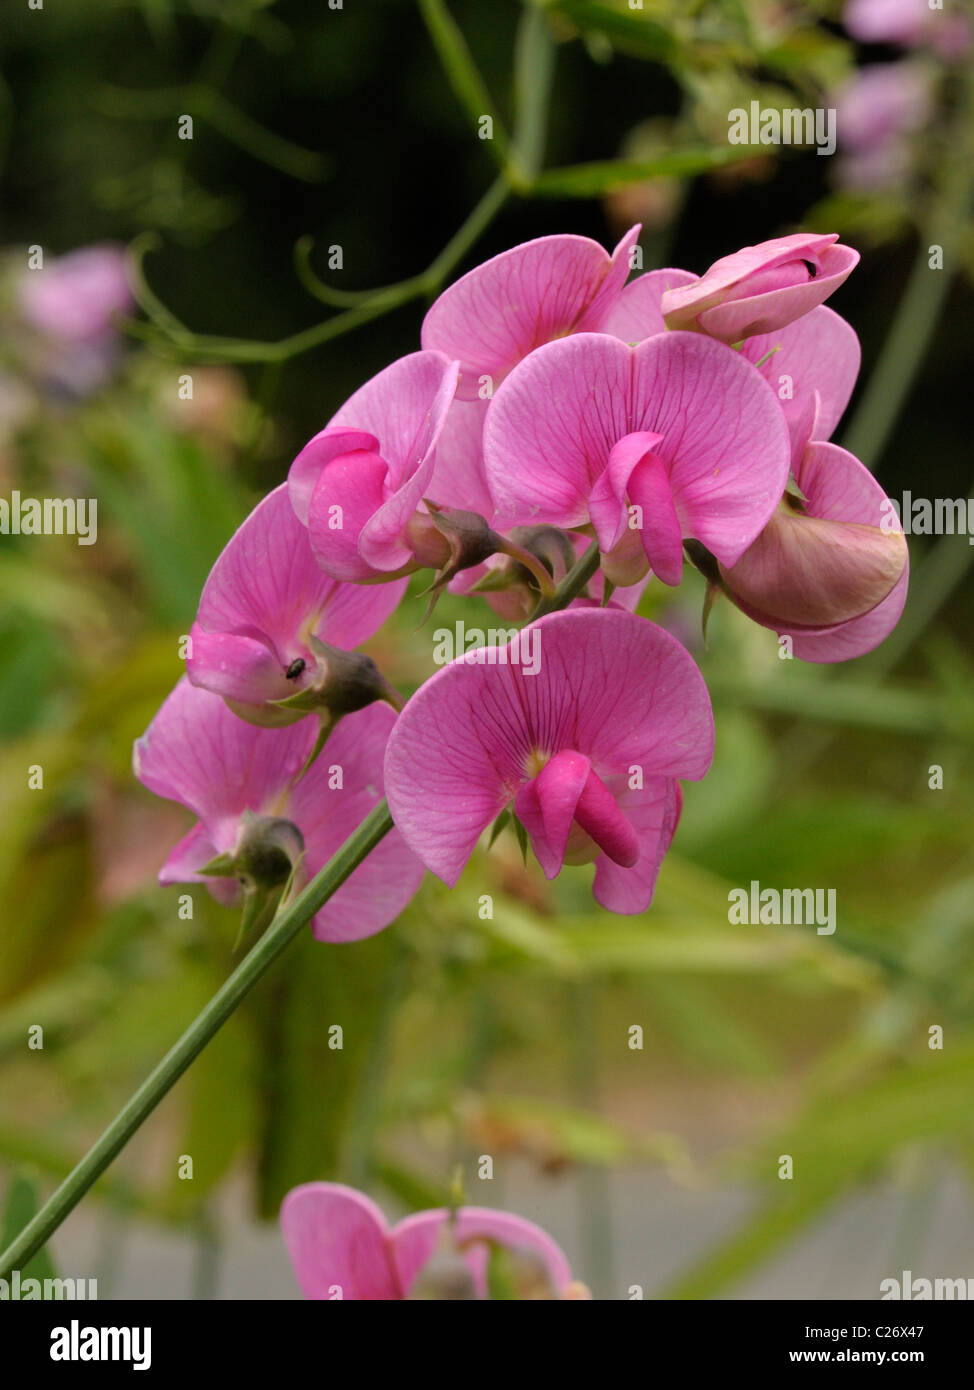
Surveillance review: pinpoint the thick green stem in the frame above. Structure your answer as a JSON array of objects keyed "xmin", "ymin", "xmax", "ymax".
[{"xmin": 0, "ymin": 803, "xmax": 393, "ymax": 1277}]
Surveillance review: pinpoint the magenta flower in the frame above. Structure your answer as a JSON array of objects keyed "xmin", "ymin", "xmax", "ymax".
[
  {"xmin": 281, "ymin": 1182, "xmax": 577, "ymax": 1300},
  {"xmin": 484, "ymin": 330, "xmax": 790, "ymax": 587},
  {"xmin": 288, "ymin": 350, "xmax": 459, "ymax": 582},
  {"xmin": 186, "ymin": 484, "xmax": 403, "ymax": 726},
  {"xmin": 384, "ymin": 609, "xmax": 714, "ymax": 914},
  {"xmin": 133, "ymin": 680, "xmax": 422, "ymax": 941},
  {"xmin": 718, "ymin": 441, "xmax": 909, "ymax": 661},
  {"xmin": 661, "ymin": 234, "xmax": 860, "ymax": 344},
  {"xmin": 18, "ymin": 244, "xmax": 132, "ymax": 344}
]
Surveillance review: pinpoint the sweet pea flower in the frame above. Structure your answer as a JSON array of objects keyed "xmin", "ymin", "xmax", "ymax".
[
  {"xmin": 661, "ymin": 234, "xmax": 860, "ymax": 344},
  {"xmin": 281, "ymin": 1182, "xmax": 580, "ymax": 1300},
  {"xmin": 186, "ymin": 484, "xmax": 404, "ymax": 727},
  {"xmin": 384, "ymin": 608, "xmax": 714, "ymax": 914},
  {"xmin": 18, "ymin": 243, "xmax": 133, "ymax": 344},
  {"xmin": 288, "ymin": 350, "xmax": 460, "ymax": 583},
  {"xmin": 133, "ymin": 680, "xmax": 422, "ymax": 941},
  {"xmin": 484, "ymin": 330, "xmax": 790, "ymax": 587},
  {"xmin": 718, "ymin": 441, "xmax": 909, "ymax": 661}
]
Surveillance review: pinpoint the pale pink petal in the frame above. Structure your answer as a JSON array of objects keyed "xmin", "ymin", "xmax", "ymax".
[
  {"xmin": 428, "ymin": 397, "xmax": 496, "ymax": 520},
  {"xmin": 740, "ymin": 307, "xmax": 860, "ymax": 463},
  {"xmin": 598, "ymin": 267, "xmax": 697, "ymax": 343},
  {"xmin": 484, "ymin": 333, "xmax": 635, "ymax": 527},
  {"xmin": 422, "ymin": 229, "xmax": 640, "ymax": 399},
  {"xmin": 159, "ymin": 824, "xmax": 239, "ymax": 905},
  {"xmin": 280, "ymin": 1183, "xmax": 401, "ymax": 1300},
  {"xmin": 589, "ymin": 430, "xmax": 665, "ymax": 554},
  {"xmin": 790, "ymin": 565, "xmax": 908, "ymax": 662},
  {"xmin": 286, "ymin": 704, "xmax": 423, "ymax": 942},
  {"xmin": 133, "ymin": 677, "xmax": 313, "ymax": 826}
]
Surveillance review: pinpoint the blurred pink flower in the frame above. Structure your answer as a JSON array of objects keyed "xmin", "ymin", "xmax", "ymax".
[
  {"xmin": 288, "ymin": 350, "xmax": 459, "ymax": 582},
  {"xmin": 384, "ymin": 608, "xmax": 714, "ymax": 914},
  {"xmin": 18, "ymin": 243, "xmax": 132, "ymax": 344},
  {"xmin": 134, "ymin": 679, "xmax": 422, "ymax": 941},
  {"xmin": 484, "ymin": 330, "xmax": 790, "ymax": 586},
  {"xmin": 186, "ymin": 484, "xmax": 404, "ymax": 726},
  {"xmin": 281, "ymin": 1182, "xmax": 577, "ymax": 1300},
  {"xmin": 719, "ymin": 441, "xmax": 909, "ymax": 661},
  {"xmin": 845, "ymin": 0, "xmax": 971, "ymax": 57},
  {"xmin": 661, "ymin": 234, "xmax": 859, "ymax": 344},
  {"xmin": 835, "ymin": 62, "xmax": 932, "ymax": 152}
]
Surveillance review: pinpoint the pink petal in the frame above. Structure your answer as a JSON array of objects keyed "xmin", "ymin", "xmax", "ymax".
[
  {"xmin": 307, "ymin": 449, "xmax": 391, "ymax": 581},
  {"xmin": 289, "ymin": 429, "xmax": 379, "ymax": 527},
  {"xmin": 422, "ymin": 228, "xmax": 640, "ymax": 399},
  {"xmin": 513, "ymin": 750, "xmax": 592, "ymax": 879},
  {"xmin": 791, "ymin": 566, "xmax": 908, "ymax": 662},
  {"xmin": 327, "ymin": 350, "xmax": 459, "ymax": 488},
  {"xmin": 598, "ymin": 267, "xmax": 698, "ymax": 343},
  {"xmin": 286, "ymin": 704, "xmax": 423, "ymax": 942},
  {"xmin": 133, "ymin": 677, "xmax": 313, "ymax": 827},
  {"xmin": 428, "ymin": 397, "xmax": 496, "ymax": 520},
  {"xmin": 159, "ymin": 824, "xmax": 239, "ymax": 905},
  {"xmin": 187, "ymin": 625, "xmax": 288, "ymax": 708},
  {"xmin": 484, "ymin": 333, "xmax": 637, "ymax": 528},
  {"xmin": 628, "ymin": 332, "xmax": 791, "ymax": 565},
  {"xmin": 739, "ymin": 306, "xmax": 861, "ymax": 464},
  {"xmin": 590, "ymin": 430, "xmax": 665, "ymax": 554},
  {"xmin": 628, "ymin": 451, "xmax": 684, "ymax": 585},
  {"xmin": 593, "ymin": 778, "xmax": 682, "ymax": 914},
  {"xmin": 391, "ymin": 1208, "xmax": 573, "ymax": 1298},
  {"xmin": 280, "ymin": 1183, "xmax": 401, "ymax": 1300}
]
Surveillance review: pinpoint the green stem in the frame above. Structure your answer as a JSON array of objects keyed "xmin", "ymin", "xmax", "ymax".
[
  {"xmin": 531, "ymin": 540, "xmax": 601, "ymax": 618},
  {"xmin": 0, "ymin": 803, "xmax": 393, "ymax": 1278}
]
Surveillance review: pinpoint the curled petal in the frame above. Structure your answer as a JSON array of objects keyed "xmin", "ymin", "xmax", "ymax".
[{"xmin": 422, "ymin": 227, "xmax": 640, "ymax": 398}]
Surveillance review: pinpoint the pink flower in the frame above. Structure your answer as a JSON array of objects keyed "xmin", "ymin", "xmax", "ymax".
[
  {"xmin": 281, "ymin": 1182, "xmax": 576, "ymax": 1300},
  {"xmin": 718, "ymin": 441, "xmax": 909, "ymax": 661},
  {"xmin": 288, "ymin": 350, "xmax": 459, "ymax": 582},
  {"xmin": 661, "ymin": 234, "xmax": 860, "ymax": 344},
  {"xmin": 186, "ymin": 484, "xmax": 404, "ymax": 726},
  {"xmin": 133, "ymin": 680, "xmax": 422, "ymax": 941},
  {"xmin": 18, "ymin": 244, "xmax": 132, "ymax": 344},
  {"xmin": 844, "ymin": 0, "xmax": 971, "ymax": 57},
  {"xmin": 834, "ymin": 63, "xmax": 932, "ymax": 153},
  {"xmin": 484, "ymin": 330, "xmax": 790, "ymax": 587},
  {"xmin": 384, "ymin": 609, "xmax": 714, "ymax": 914}
]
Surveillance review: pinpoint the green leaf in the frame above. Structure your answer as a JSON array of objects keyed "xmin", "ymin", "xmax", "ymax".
[{"xmin": 530, "ymin": 145, "xmax": 766, "ymax": 198}]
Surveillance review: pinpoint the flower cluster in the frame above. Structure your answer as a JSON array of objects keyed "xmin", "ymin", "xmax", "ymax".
[{"xmin": 135, "ymin": 225, "xmax": 907, "ymax": 938}]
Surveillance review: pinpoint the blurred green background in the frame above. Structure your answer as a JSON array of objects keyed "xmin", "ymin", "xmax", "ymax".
[{"xmin": 1, "ymin": 0, "xmax": 973, "ymax": 1299}]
